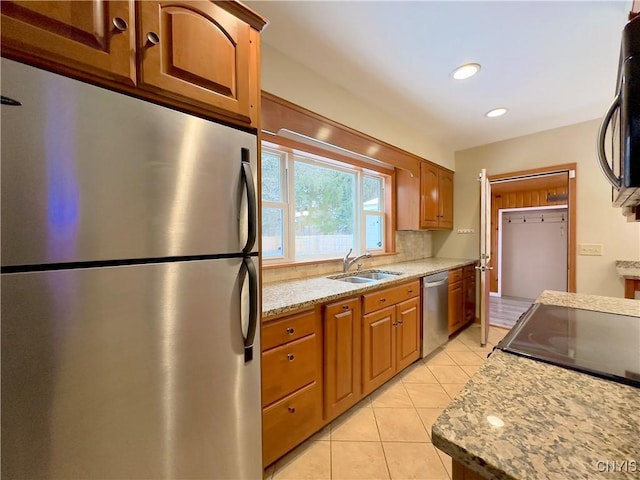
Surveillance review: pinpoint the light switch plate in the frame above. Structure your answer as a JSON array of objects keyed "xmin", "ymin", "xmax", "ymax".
[{"xmin": 578, "ymin": 243, "xmax": 603, "ymax": 256}]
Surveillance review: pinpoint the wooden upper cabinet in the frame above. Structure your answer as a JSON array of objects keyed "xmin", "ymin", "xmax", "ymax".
[
  {"xmin": 0, "ymin": 0, "xmax": 136, "ymax": 84},
  {"xmin": 136, "ymin": 1, "xmax": 257, "ymax": 126},
  {"xmin": 397, "ymin": 161, "xmax": 454, "ymax": 231},
  {"xmin": 438, "ymin": 169, "xmax": 454, "ymax": 229},
  {"xmin": 420, "ymin": 163, "xmax": 440, "ymax": 229}
]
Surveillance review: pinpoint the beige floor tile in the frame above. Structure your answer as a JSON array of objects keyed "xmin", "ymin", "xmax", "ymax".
[
  {"xmin": 441, "ymin": 383, "xmax": 466, "ymax": 399},
  {"xmin": 331, "ymin": 441, "xmax": 390, "ymax": 480},
  {"xmin": 435, "ymin": 448, "xmax": 453, "ymax": 479},
  {"xmin": 488, "ymin": 327, "xmax": 509, "ymax": 345},
  {"xmin": 382, "ymin": 442, "xmax": 449, "ymax": 480},
  {"xmin": 404, "ymin": 383, "xmax": 452, "ymax": 408},
  {"xmin": 373, "ymin": 407, "xmax": 430, "ymax": 442},
  {"xmin": 442, "ymin": 338, "xmax": 472, "ymax": 352},
  {"xmin": 331, "ymin": 405, "xmax": 380, "ymax": 441},
  {"xmin": 400, "ymin": 362, "xmax": 439, "ymax": 384},
  {"xmin": 370, "ymin": 381, "xmax": 414, "ymax": 408},
  {"xmin": 467, "ymin": 344, "xmax": 493, "ymax": 357},
  {"xmin": 423, "ymin": 350, "xmax": 456, "ymax": 366},
  {"xmin": 446, "ymin": 350, "xmax": 485, "ymax": 366},
  {"xmin": 460, "ymin": 365, "xmax": 482, "ymax": 377},
  {"xmin": 273, "ymin": 441, "xmax": 331, "ymax": 480},
  {"xmin": 416, "ymin": 408, "xmax": 443, "ymax": 439},
  {"xmin": 427, "ymin": 365, "xmax": 470, "ymax": 384}
]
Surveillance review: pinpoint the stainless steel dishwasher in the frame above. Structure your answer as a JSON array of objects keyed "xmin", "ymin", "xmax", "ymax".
[{"xmin": 422, "ymin": 271, "xmax": 449, "ymax": 357}]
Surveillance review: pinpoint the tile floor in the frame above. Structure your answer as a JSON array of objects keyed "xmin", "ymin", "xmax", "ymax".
[{"xmin": 263, "ymin": 323, "xmax": 511, "ymax": 480}]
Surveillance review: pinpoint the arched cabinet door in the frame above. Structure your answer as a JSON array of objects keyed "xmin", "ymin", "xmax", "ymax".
[
  {"xmin": 0, "ymin": 0, "xmax": 135, "ymax": 85},
  {"xmin": 137, "ymin": 1, "xmax": 257, "ymax": 127}
]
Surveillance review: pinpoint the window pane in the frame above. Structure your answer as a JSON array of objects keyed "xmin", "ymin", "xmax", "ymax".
[
  {"xmin": 262, "ymin": 207, "xmax": 284, "ymax": 258},
  {"xmin": 294, "ymin": 160, "xmax": 355, "ymax": 259},
  {"xmin": 363, "ymin": 176, "xmax": 382, "ymax": 212},
  {"xmin": 365, "ymin": 214, "xmax": 383, "ymax": 250},
  {"xmin": 262, "ymin": 151, "xmax": 283, "ymax": 202}
]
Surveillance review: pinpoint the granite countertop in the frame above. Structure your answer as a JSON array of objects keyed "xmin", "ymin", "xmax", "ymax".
[
  {"xmin": 616, "ymin": 260, "xmax": 640, "ymax": 279},
  {"xmin": 262, "ymin": 257, "xmax": 476, "ymax": 319},
  {"xmin": 432, "ymin": 290, "xmax": 640, "ymax": 480}
]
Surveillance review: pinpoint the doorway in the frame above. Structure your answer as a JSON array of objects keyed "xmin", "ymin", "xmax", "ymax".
[{"xmin": 487, "ymin": 164, "xmax": 577, "ymax": 314}]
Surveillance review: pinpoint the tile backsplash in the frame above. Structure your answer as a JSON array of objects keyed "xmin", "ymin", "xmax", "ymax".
[{"xmin": 262, "ymin": 230, "xmax": 432, "ymax": 283}]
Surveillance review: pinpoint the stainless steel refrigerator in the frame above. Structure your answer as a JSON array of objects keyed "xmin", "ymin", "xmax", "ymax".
[{"xmin": 1, "ymin": 58, "xmax": 262, "ymax": 479}]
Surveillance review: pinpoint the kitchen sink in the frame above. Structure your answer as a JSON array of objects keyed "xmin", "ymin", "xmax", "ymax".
[
  {"xmin": 328, "ymin": 270, "xmax": 402, "ymax": 284},
  {"xmin": 355, "ymin": 271, "xmax": 401, "ymax": 280}
]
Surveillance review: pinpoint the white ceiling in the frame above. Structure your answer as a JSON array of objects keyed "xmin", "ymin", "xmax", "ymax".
[{"xmin": 246, "ymin": 1, "xmax": 631, "ymax": 151}]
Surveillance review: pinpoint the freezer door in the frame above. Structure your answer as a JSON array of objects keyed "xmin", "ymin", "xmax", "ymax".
[
  {"xmin": 1, "ymin": 58, "xmax": 259, "ymax": 267},
  {"xmin": 1, "ymin": 258, "xmax": 262, "ymax": 479}
]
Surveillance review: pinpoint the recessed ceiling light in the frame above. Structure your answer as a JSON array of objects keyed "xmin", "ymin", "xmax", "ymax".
[
  {"xmin": 452, "ymin": 63, "xmax": 481, "ymax": 80},
  {"xmin": 485, "ymin": 107, "xmax": 508, "ymax": 118}
]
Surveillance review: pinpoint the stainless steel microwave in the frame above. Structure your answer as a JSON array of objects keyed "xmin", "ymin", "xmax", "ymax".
[{"xmin": 597, "ymin": 14, "xmax": 640, "ymax": 209}]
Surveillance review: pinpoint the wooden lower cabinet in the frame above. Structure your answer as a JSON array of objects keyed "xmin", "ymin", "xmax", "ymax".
[
  {"xmin": 261, "ymin": 308, "xmax": 322, "ymax": 467},
  {"xmin": 362, "ymin": 282, "xmax": 421, "ymax": 396},
  {"xmin": 323, "ymin": 297, "xmax": 362, "ymax": 422},
  {"xmin": 449, "ymin": 265, "xmax": 477, "ymax": 335}
]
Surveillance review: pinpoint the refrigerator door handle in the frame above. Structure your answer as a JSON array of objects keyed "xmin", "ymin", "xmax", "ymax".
[
  {"xmin": 241, "ymin": 148, "xmax": 257, "ymax": 254},
  {"xmin": 241, "ymin": 256, "xmax": 258, "ymax": 362}
]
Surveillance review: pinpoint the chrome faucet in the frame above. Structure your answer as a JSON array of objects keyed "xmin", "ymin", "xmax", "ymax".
[{"xmin": 342, "ymin": 248, "xmax": 372, "ymax": 273}]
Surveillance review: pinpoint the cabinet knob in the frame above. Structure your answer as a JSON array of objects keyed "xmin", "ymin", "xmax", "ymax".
[
  {"xmin": 146, "ymin": 32, "xmax": 160, "ymax": 46},
  {"xmin": 112, "ymin": 17, "xmax": 128, "ymax": 32},
  {"xmin": 287, "ymin": 353, "xmax": 295, "ymax": 361},
  {"xmin": 288, "ymin": 406, "xmax": 296, "ymax": 413},
  {"xmin": 379, "ymin": 298, "xmax": 386, "ymax": 303},
  {"xmin": 397, "ymin": 320, "xmax": 404, "ymax": 325},
  {"xmin": 286, "ymin": 327, "xmax": 295, "ymax": 335},
  {"xmin": 393, "ymin": 322, "xmax": 398, "ymax": 326},
  {"xmin": 407, "ymin": 289, "xmax": 414, "ymax": 294},
  {"xmin": 342, "ymin": 305, "xmax": 349, "ymax": 311}
]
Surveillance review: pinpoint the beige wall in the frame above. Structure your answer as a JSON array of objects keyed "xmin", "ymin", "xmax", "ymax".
[
  {"xmin": 261, "ymin": 44, "xmax": 454, "ymax": 169},
  {"xmin": 432, "ymin": 119, "xmax": 640, "ymax": 298}
]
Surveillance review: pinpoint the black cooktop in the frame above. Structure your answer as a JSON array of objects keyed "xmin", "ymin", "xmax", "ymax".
[{"xmin": 495, "ymin": 303, "xmax": 640, "ymax": 388}]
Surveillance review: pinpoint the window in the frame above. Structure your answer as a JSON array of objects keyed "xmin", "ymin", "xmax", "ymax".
[{"xmin": 261, "ymin": 143, "xmax": 389, "ymax": 264}]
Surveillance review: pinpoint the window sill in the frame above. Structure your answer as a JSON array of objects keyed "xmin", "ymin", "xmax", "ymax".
[{"xmin": 262, "ymin": 251, "xmax": 399, "ymax": 270}]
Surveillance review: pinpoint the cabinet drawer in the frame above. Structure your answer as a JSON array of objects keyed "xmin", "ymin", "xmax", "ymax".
[
  {"xmin": 463, "ymin": 264, "xmax": 476, "ymax": 278},
  {"xmin": 262, "ymin": 381, "xmax": 322, "ymax": 467},
  {"xmin": 363, "ymin": 280, "xmax": 420, "ymax": 314},
  {"xmin": 449, "ymin": 268, "xmax": 463, "ymax": 283},
  {"xmin": 262, "ymin": 310, "xmax": 316, "ymax": 351},
  {"xmin": 262, "ymin": 334, "xmax": 317, "ymax": 407}
]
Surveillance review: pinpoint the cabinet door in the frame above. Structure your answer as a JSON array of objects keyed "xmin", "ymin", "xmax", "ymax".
[
  {"xmin": 1, "ymin": 0, "xmax": 135, "ymax": 85},
  {"xmin": 396, "ymin": 297, "xmax": 421, "ymax": 372},
  {"xmin": 438, "ymin": 169, "xmax": 454, "ymax": 229},
  {"xmin": 463, "ymin": 273, "xmax": 476, "ymax": 324},
  {"xmin": 420, "ymin": 162, "xmax": 440, "ymax": 229},
  {"xmin": 362, "ymin": 306, "xmax": 396, "ymax": 396},
  {"xmin": 137, "ymin": 1, "xmax": 256, "ymax": 126},
  {"xmin": 448, "ymin": 280, "xmax": 463, "ymax": 335},
  {"xmin": 324, "ymin": 297, "xmax": 361, "ymax": 421}
]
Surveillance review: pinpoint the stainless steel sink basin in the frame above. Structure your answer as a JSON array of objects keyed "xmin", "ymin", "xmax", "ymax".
[
  {"xmin": 338, "ymin": 276, "xmax": 376, "ymax": 284},
  {"xmin": 355, "ymin": 271, "xmax": 401, "ymax": 280},
  {"xmin": 328, "ymin": 270, "xmax": 402, "ymax": 284}
]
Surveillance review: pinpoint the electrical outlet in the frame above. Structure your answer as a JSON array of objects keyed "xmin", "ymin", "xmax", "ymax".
[
  {"xmin": 578, "ymin": 244, "xmax": 603, "ymax": 256},
  {"xmin": 456, "ymin": 228, "xmax": 476, "ymax": 234}
]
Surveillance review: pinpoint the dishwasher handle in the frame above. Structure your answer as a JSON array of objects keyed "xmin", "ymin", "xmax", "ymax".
[{"xmin": 424, "ymin": 279, "xmax": 447, "ymax": 287}]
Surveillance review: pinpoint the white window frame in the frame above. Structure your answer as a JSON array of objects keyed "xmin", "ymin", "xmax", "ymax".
[{"xmin": 261, "ymin": 143, "xmax": 387, "ymax": 265}]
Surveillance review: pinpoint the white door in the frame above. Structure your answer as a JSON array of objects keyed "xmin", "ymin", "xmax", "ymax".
[{"xmin": 478, "ymin": 169, "xmax": 492, "ymax": 347}]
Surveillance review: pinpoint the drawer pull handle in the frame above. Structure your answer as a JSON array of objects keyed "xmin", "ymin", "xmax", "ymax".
[
  {"xmin": 288, "ymin": 406, "xmax": 296, "ymax": 413},
  {"xmin": 286, "ymin": 327, "xmax": 295, "ymax": 335},
  {"xmin": 408, "ymin": 289, "xmax": 414, "ymax": 294},
  {"xmin": 146, "ymin": 32, "xmax": 160, "ymax": 46},
  {"xmin": 380, "ymin": 298, "xmax": 386, "ymax": 302},
  {"xmin": 342, "ymin": 305, "xmax": 349, "ymax": 311},
  {"xmin": 287, "ymin": 353, "xmax": 295, "ymax": 361},
  {"xmin": 112, "ymin": 17, "xmax": 128, "ymax": 32}
]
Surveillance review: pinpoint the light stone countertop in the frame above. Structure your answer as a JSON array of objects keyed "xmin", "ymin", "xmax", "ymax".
[
  {"xmin": 616, "ymin": 260, "xmax": 640, "ymax": 279},
  {"xmin": 432, "ymin": 290, "xmax": 640, "ymax": 480},
  {"xmin": 261, "ymin": 257, "xmax": 476, "ymax": 319}
]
